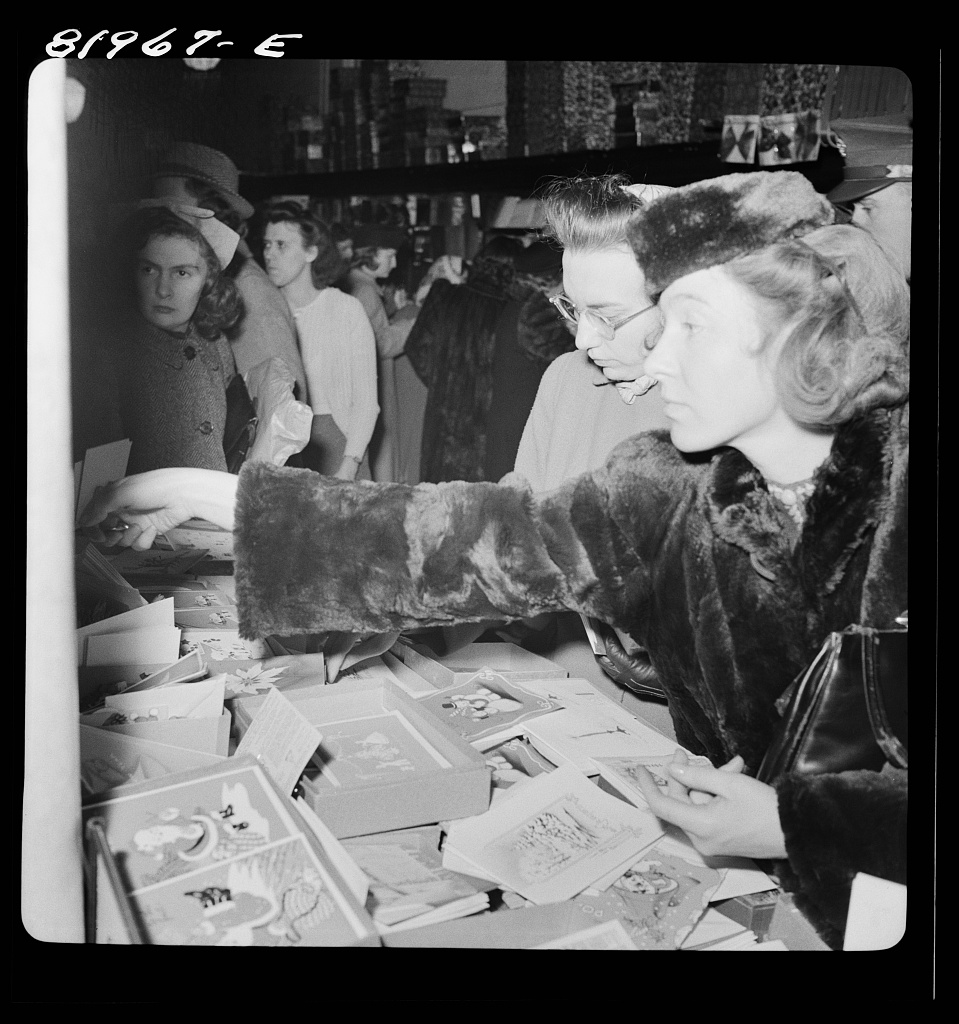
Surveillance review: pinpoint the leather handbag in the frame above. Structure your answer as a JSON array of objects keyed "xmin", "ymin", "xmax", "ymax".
[
  {"xmin": 223, "ymin": 373, "xmax": 258, "ymax": 474},
  {"xmin": 756, "ymin": 619, "xmax": 907, "ymax": 784}
]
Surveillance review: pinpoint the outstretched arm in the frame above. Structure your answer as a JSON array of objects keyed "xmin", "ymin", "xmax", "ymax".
[{"xmin": 79, "ymin": 468, "xmax": 239, "ymax": 549}]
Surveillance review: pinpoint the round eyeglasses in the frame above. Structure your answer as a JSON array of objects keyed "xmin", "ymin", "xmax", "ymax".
[{"xmin": 549, "ymin": 294, "xmax": 659, "ymax": 341}]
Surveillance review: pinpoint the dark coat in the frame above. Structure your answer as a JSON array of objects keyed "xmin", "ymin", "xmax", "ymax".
[
  {"xmin": 404, "ymin": 258, "xmax": 573, "ymax": 483},
  {"xmin": 234, "ymin": 404, "xmax": 908, "ymax": 947}
]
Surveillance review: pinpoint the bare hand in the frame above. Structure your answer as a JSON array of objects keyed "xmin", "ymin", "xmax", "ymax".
[
  {"xmin": 79, "ymin": 470, "xmax": 198, "ymax": 550},
  {"xmin": 634, "ymin": 757, "xmax": 787, "ymax": 860}
]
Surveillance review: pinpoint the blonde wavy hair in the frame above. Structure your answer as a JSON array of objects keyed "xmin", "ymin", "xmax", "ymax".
[{"xmin": 723, "ymin": 224, "xmax": 910, "ymax": 427}]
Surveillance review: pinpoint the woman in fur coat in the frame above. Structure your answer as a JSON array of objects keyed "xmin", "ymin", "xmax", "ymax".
[{"xmin": 82, "ymin": 172, "xmax": 908, "ymax": 949}]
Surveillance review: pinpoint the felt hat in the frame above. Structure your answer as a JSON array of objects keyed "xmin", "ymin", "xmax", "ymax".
[
  {"xmin": 151, "ymin": 142, "xmax": 254, "ymax": 222},
  {"xmin": 136, "ymin": 199, "xmax": 240, "ymax": 269},
  {"xmin": 351, "ymin": 224, "xmax": 408, "ymax": 250},
  {"xmin": 627, "ymin": 170, "xmax": 836, "ymax": 295},
  {"xmin": 825, "ymin": 117, "xmax": 913, "ymax": 205}
]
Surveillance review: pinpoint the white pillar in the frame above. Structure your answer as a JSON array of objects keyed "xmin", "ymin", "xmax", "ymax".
[{"xmin": 23, "ymin": 57, "xmax": 85, "ymax": 943}]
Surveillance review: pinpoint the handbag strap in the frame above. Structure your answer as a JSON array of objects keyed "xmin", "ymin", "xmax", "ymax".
[{"xmin": 859, "ymin": 627, "xmax": 909, "ymax": 770}]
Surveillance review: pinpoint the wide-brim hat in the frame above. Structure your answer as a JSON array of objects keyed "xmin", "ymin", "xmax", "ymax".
[
  {"xmin": 351, "ymin": 224, "xmax": 408, "ymax": 250},
  {"xmin": 628, "ymin": 171, "xmax": 836, "ymax": 295},
  {"xmin": 825, "ymin": 118, "xmax": 913, "ymax": 205},
  {"xmin": 151, "ymin": 141, "xmax": 254, "ymax": 222}
]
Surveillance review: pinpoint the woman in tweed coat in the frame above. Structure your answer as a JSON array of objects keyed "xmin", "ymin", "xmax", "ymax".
[{"xmin": 108, "ymin": 204, "xmax": 244, "ymax": 475}]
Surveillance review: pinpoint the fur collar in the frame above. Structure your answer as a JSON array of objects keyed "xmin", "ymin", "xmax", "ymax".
[{"xmin": 707, "ymin": 409, "xmax": 898, "ymax": 592}]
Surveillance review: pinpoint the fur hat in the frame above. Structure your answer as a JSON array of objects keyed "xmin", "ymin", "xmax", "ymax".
[
  {"xmin": 151, "ymin": 142, "xmax": 254, "ymax": 222},
  {"xmin": 628, "ymin": 171, "xmax": 836, "ymax": 295}
]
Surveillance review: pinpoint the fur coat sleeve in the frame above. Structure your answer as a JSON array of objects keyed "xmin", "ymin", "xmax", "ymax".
[{"xmin": 233, "ymin": 436, "xmax": 680, "ymax": 638}]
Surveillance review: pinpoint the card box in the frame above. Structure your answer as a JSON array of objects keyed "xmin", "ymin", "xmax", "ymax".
[
  {"xmin": 391, "ymin": 640, "xmax": 568, "ymax": 689},
  {"xmin": 714, "ymin": 889, "xmax": 780, "ymax": 942},
  {"xmin": 100, "ymin": 708, "xmax": 231, "ymax": 757},
  {"xmin": 233, "ymin": 679, "xmax": 491, "ymax": 839}
]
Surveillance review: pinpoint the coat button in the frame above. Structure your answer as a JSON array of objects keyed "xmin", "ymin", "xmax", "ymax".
[
  {"xmin": 198, "ymin": 421, "xmax": 213, "ymax": 435},
  {"xmin": 184, "ymin": 346, "xmax": 197, "ymax": 360}
]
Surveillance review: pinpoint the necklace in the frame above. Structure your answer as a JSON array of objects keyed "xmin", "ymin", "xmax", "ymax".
[{"xmin": 766, "ymin": 477, "xmax": 815, "ymax": 527}]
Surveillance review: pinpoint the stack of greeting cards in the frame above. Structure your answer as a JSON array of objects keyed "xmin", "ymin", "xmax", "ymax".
[{"xmin": 342, "ymin": 823, "xmax": 498, "ymax": 933}]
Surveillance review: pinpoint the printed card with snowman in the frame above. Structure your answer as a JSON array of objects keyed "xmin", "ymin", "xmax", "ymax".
[
  {"xmin": 82, "ymin": 756, "xmax": 376, "ymax": 946},
  {"xmin": 417, "ymin": 668, "xmax": 562, "ymax": 749}
]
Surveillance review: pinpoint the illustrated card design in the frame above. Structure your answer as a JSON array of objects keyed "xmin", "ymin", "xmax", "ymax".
[
  {"xmin": 179, "ymin": 631, "xmax": 271, "ymax": 669},
  {"xmin": 168, "ymin": 589, "xmax": 236, "ymax": 611},
  {"xmin": 418, "ymin": 669, "xmax": 561, "ymax": 747},
  {"xmin": 306, "ymin": 710, "xmax": 451, "ymax": 790},
  {"xmin": 124, "ymin": 834, "xmax": 369, "ymax": 946},
  {"xmin": 83, "ymin": 761, "xmax": 302, "ymax": 894},
  {"xmin": 444, "ymin": 764, "xmax": 664, "ymax": 905},
  {"xmin": 174, "ymin": 607, "xmax": 241, "ymax": 630},
  {"xmin": 571, "ymin": 844, "xmax": 723, "ymax": 950},
  {"xmin": 103, "ymin": 676, "xmax": 225, "ymax": 724}
]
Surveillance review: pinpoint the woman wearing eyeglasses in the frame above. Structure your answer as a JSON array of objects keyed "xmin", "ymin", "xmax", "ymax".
[
  {"xmin": 514, "ymin": 175, "xmax": 673, "ymax": 496},
  {"xmin": 83, "ymin": 172, "xmax": 909, "ymax": 947}
]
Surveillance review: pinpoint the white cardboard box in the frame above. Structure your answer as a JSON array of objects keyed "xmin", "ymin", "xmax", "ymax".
[{"xmin": 233, "ymin": 678, "xmax": 491, "ymax": 839}]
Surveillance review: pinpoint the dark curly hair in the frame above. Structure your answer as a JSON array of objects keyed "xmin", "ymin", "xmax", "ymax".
[
  {"xmin": 120, "ymin": 205, "xmax": 244, "ymax": 340},
  {"xmin": 262, "ymin": 202, "xmax": 347, "ymax": 288}
]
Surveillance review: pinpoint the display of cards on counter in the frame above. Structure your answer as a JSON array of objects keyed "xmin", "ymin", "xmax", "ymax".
[
  {"xmin": 81, "ymin": 756, "xmax": 377, "ymax": 946},
  {"xmin": 443, "ymin": 764, "xmax": 664, "ymax": 905},
  {"xmin": 307, "ymin": 709, "xmax": 452, "ymax": 791},
  {"xmin": 523, "ymin": 704, "xmax": 676, "ymax": 773},
  {"xmin": 569, "ymin": 844, "xmax": 723, "ymax": 950},
  {"xmin": 418, "ymin": 669, "xmax": 562, "ymax": 749}
]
